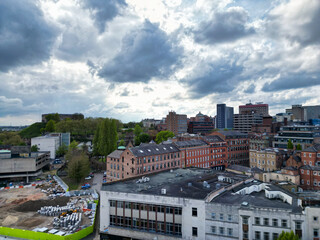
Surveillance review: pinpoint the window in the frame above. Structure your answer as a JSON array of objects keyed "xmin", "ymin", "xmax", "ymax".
[
  {"xmin": 264, "ymin": 232, "xmax": 270, "ymax": 240},
  {"xmin": 295, "ymin": 221, "xmax": 302, "ymax": 230},
  {"xmin": 264, "ymin": 218, "xmax": 269, "ymax": 226},
  {"xmin": 309, "ymin": 153, "xmax": 312, "ymax": 158},
  {"xmin": 211, "ymin": 226, "xmax": 216, "ymax": 234},
  {"xmin": 228, "ymin": 214, "xmax": 232, "ymax": 221},
  {"xmin": 255, "ymin": 231, "xmax": 261, "ymax": 240},
  {"xmin": 211, "ymin": 213, "xmax": 216, "ymax": 219},
  {"xmin": 227, "ymin": 228, "xmax": 233, "ymax": 236},
  {"xmin": 219, "ymin": 227, "xmax": 224, "ymax": 235},
  {"xmin": 192, "ymin": 227, "xmax": 198, "ymax": 236},
  {"xmin": 243, "ymin": 230, "xmax": 248, "ymax": 239},
  {"xmin": 192, "ymin": 208, "xmax": 197, "ymax": 217},
  {"xmin": 301, "ymin": 169, "xmax": 304, "ymax": 174},
  {"xmin": 242, "ymin": 216, "xmax": 249, "ymax": 224},
  {"xmin": 272, "ymin": 233, "xmax": 279, "ymax": 240},
  {"xmin": 255, "ymin": 217, "xmax": 260, "ymax": 225},
  {"xmin": 281, "ymin": 219, "xmax": 287, "ymax": 228},
  {"xmin": 314, "ymin": 229, "xmax": 319, "ymax": 237},
  {"xmin": 314, "ymin": 216, "xmax": 318, "ymax": 221},
  {"xmin": 220, "ymin": 213, "xmax": 224, "ymax": 220}
]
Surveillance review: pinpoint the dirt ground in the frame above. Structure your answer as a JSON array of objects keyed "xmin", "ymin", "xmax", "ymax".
[{"xmin": 0, "ymin": 187, "xmax": 54, "ymax": 230}]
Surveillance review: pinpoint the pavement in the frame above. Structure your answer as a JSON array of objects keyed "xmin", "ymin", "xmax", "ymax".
[{"xmin": 82, "ymin": 171, "xmax": 104, "ymax": 240}]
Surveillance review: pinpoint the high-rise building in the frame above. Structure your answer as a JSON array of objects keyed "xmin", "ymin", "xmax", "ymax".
[
  {"xmin": 234, "ymin": 103, "xmax": 269, "ymax": 134},
  {"xmin": 286, "ymin": 104, "xmax": 320, "ymax": 122},
  {"xmin": 216, "ymin": 104, "xmax": 234, "ymax": 129},
  {"xmin": 239, "ymin": 102, "xmax": 269, "ymax": 115},
  {"xmin": 166, "ymin": 111, "xmax": 187, "ymax": 135}
]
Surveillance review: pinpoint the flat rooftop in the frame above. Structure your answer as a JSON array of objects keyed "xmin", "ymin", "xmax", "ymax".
[
  {"xmin": 101, "ymin": 168, "xmax": 249, "ymax": 200},
  {"xmin": 212, "ymin": 181, "xmax": 302, "ymax": 213}
]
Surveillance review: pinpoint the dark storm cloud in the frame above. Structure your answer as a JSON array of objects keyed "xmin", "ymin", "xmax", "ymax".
[
  {"xmin": 98, "ymin": 21, "xmax": 182, "ymax": 83},
  {"xmin": 262, "ymin": 72, "xmax": 320, "ymax": 92},
  {"xmin": 244, "ymin": 84, "xmax": 255, "ymax": 93},
  {"xmin": 0, "ymin": 0, "xmax": 57, "ymax": 72},
  {"xmin": 186, "ymin": 61, "xmax": 243, "ymax": 98},
  {"xmin": 193, "ymin": 7, "xmax": 255, "ymax": 45},
  {"xmin": 82, "ymin": 0, "xmax": 127, "ymax": 33}
]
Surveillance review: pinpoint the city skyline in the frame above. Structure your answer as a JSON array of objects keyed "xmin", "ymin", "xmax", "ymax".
[{"xmin": 1, "ymin": 0, "xmax": 319, "ymax": 125}]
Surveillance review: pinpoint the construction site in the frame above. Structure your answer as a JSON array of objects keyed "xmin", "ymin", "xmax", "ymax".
[{"xmin": 0, "ymin": 178, "xmax": 97, "ymax": 239}]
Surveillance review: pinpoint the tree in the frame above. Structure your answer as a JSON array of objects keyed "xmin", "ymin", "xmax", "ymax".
[
  {"xmin": 287, "ymin": 139, "xmax": 294, "ymax": 149},
  {"xmin": 45, "ymin": 113, "xmax": 60, "ymax": 123},
  {"xmin": 119, "ymin": 139, "xmax": 125, "ymax": 146},
  {"xmin": 31, "ymin": 145, "xmax": 39, "ymax": 152},
  {"xmin": 92, "ymin": 118, "xmax": 118, "ymax": 156},
  {"xmin": 134, "ymin": 124, "xmax": 142, "ymax": 137},
  {"xmin": 296, "ymin": 144, "xmax": 302, "ymax": 150},
  {"xmin": 139, "ymin": 133, "xmax": 150, "ymax": 143},
  {"xmin": 56, "ymin": 143, "xmax": 68, "ymax": 157},
  {"xmin": 155, "ymin": 131, "xmax": 174, "ymax": 144},
  {"xmin": 67, "ymin": 150, "xmax": 90, "ymax": 182},
  {"xmin": 277, "ymin": 230, "xmax": 300, "ymax": 240},
  {"xmin": 45, "ymin": 120, "xmax": 56, "ymax": 132},
  {"xmin": 69, "ymin": 140, "xmax": 78, "ymax": 150}
]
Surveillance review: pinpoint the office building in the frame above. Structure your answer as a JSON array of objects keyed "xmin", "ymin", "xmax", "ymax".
[
  {"xmin": 239, "ymin": 103, "xmax": 269, "ymax": 115},
  {"xmin": 286, "ymin": 104, "xmax": 320, "ymax": 122},
  {"xmin": 273, "ymin": 125, "xmax": 320, "ymax": 150},
  {"xmin": 106, "ymin": 143, "xmax": 181, "ymax": 182},
  {"xmin": 209, "ymin": 131, "xmax": 249, "ymax": 166},
  {"xmin": 188, "ymin": 112, "xmax": 215, "ymax": 134},
  {"xmin": 100, "ymin": 168, "xmax": 318, "ymax": 240},
  {"xmin": 216, "ymin": 104, "xmax": 234, "ymax": 129},
  {"xmin": 166, "ymin": 111, "xmax": 187, "ymax": 135}
]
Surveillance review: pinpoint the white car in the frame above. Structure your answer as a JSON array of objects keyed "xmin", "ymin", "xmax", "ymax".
[{"xmin": 85, "ymin": 176, "xmax": 92, "ymax": 180}]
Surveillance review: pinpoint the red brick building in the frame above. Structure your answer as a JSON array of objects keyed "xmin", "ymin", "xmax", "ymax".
[
  {"xmin": 299, "ymin": 144, "xmax": 320, "ymax": 190},
  {"xmin": 175, "ymin": 137, "xmax": 227, "ymax": 170},
  {"xmin": 208, "ymin": 131, "xmax": 249, "ymax": 166},
  {"xmin": 106, "ymin": 143, "xmax": 181, "ymax": 182}
]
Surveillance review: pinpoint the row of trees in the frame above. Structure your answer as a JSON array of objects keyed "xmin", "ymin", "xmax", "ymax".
[
  {"xmin": 93, "ymin": 118, "xmax": 118, "ymax": 156},
  {"xmin": 0, "ymin": 132, "xmax": 25, "ymax": 146},
  {"xmin": 287, "ymin": 139, "xmax": 302, "ymax": 150}
]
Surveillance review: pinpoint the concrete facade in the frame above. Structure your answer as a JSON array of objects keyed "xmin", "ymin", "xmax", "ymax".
[{"xmin": 31, "ymin": 135, "xmax": 60, "ymax": 159}]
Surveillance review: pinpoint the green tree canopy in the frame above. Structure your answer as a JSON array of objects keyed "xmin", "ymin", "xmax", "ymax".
[
  {"xmin": 277, "ymin": 230, "xmax": 300, "ymax": 240},
  {"xmin": 67, "ymin": 150, "xmax": 90, "ymax": 182},
  {"xmin": 119, "ymin": 139, "xmax": 125, "ymax": 146},
  {"xmin": 287, "ymin": 139, "xmax": 294, "ymax": 149},
  {"xmin": 45, "ymin": 113, "xmax": 60, "ymax": 123},
  {"xmin": 0, "ymin": 132, "xmax": 25, "ymax": 145},
  {"xmin": 139, "ymin": 133, "xmax": 150, "ymax": 143},
  {"xmin": 296, "ymin": 143, "xmax": 302, "ymax": 150},
  {"xmin": 31, "ymin": 145, "xmax": 39, "ymax": 152},
  {"xmin": 134, "ymin": 124, "xmax": 143, "ymax": 136},
  {"xmin": 56, "ymin": 143, "xmax": 68, "ymax": 157},
  {"xmin": 45, "ymin": 120, "xmax": 56, "ymax": 133},
  {"xmin": 92, "ymin": 118, "xmax": 118, "ymax": 156},
  {"xmin": 155, "ymin": 131, "xmax": 174, "ymax": 144}
]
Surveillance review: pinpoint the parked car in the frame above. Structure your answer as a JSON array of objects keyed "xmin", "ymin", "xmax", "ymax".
[
  {"xmin": 81, "ymin": 183, "xmax": 91, "ymax": 189},
  {"xmin": 85, "ymin": 176, "xmax": 92, "ymax": 180}
]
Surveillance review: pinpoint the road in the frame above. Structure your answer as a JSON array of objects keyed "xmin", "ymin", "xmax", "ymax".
[
  {"xmin": 92, "ymin": 172, "xmax": 103, "ymax": 193},
  {"xmin": 83, "ymin": 172, "xmax": 104, "ymax": 240}
]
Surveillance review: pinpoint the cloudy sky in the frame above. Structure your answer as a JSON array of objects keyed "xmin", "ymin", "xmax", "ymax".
[{"xmin": 1, "ymin": 0, "xmax": 320, "ymax": 125}]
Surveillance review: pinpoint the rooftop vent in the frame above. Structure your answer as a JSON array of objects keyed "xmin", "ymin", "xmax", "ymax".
[
  {"xmin": 241, "ymin": 201, "xmax": 249, "ymax": 206},
  {"xmin": 188, "ymin": 182, "xmax": 192, "ymax": 187},
  {"xmin": 161, "ymin": 188, "xmax": 166, "ymax": 195}
]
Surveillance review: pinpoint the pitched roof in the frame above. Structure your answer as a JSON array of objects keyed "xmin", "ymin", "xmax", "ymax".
[
  {"xmin": 300, "ymin": 165, "xmax": 320, "ymax": 171},
  {"xmin": 174, "ymin": 140, "xmax": 208, "ymax": 148},
  {"xmin": 303, "ymin": 144, "xmax": 320, "ymax": 152},
  {"xmin": 217, "ymin": 130, "xmax": 248, "ymax": 138},
  {"xmin": 107, "ymin": 150, "xmax": 124, "ymax": 159},
  {"xmin": 129, "ymin": 143, "xmax": 179, "ymax": 157},
  {"xmin": 203, "ymin": 135, "xmax": 224, "ymax": 143}
]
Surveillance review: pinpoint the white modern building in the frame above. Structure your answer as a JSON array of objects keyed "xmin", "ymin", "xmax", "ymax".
[
  {"xmin": 31, "ymin": 135, "xmax": 60, "ymax": 159},
  {"xmin": 100, "ymin": 168, "xmax": 320, "ymax": 240},
  {"xmin": 31, "ymin": 132, "xmax": 70, "ymax": 159}
]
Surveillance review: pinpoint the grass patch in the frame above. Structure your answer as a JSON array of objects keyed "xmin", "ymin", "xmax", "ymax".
[{"xmin": 61, "ymin": 176, "xmax": 83, "ymax": 190}]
